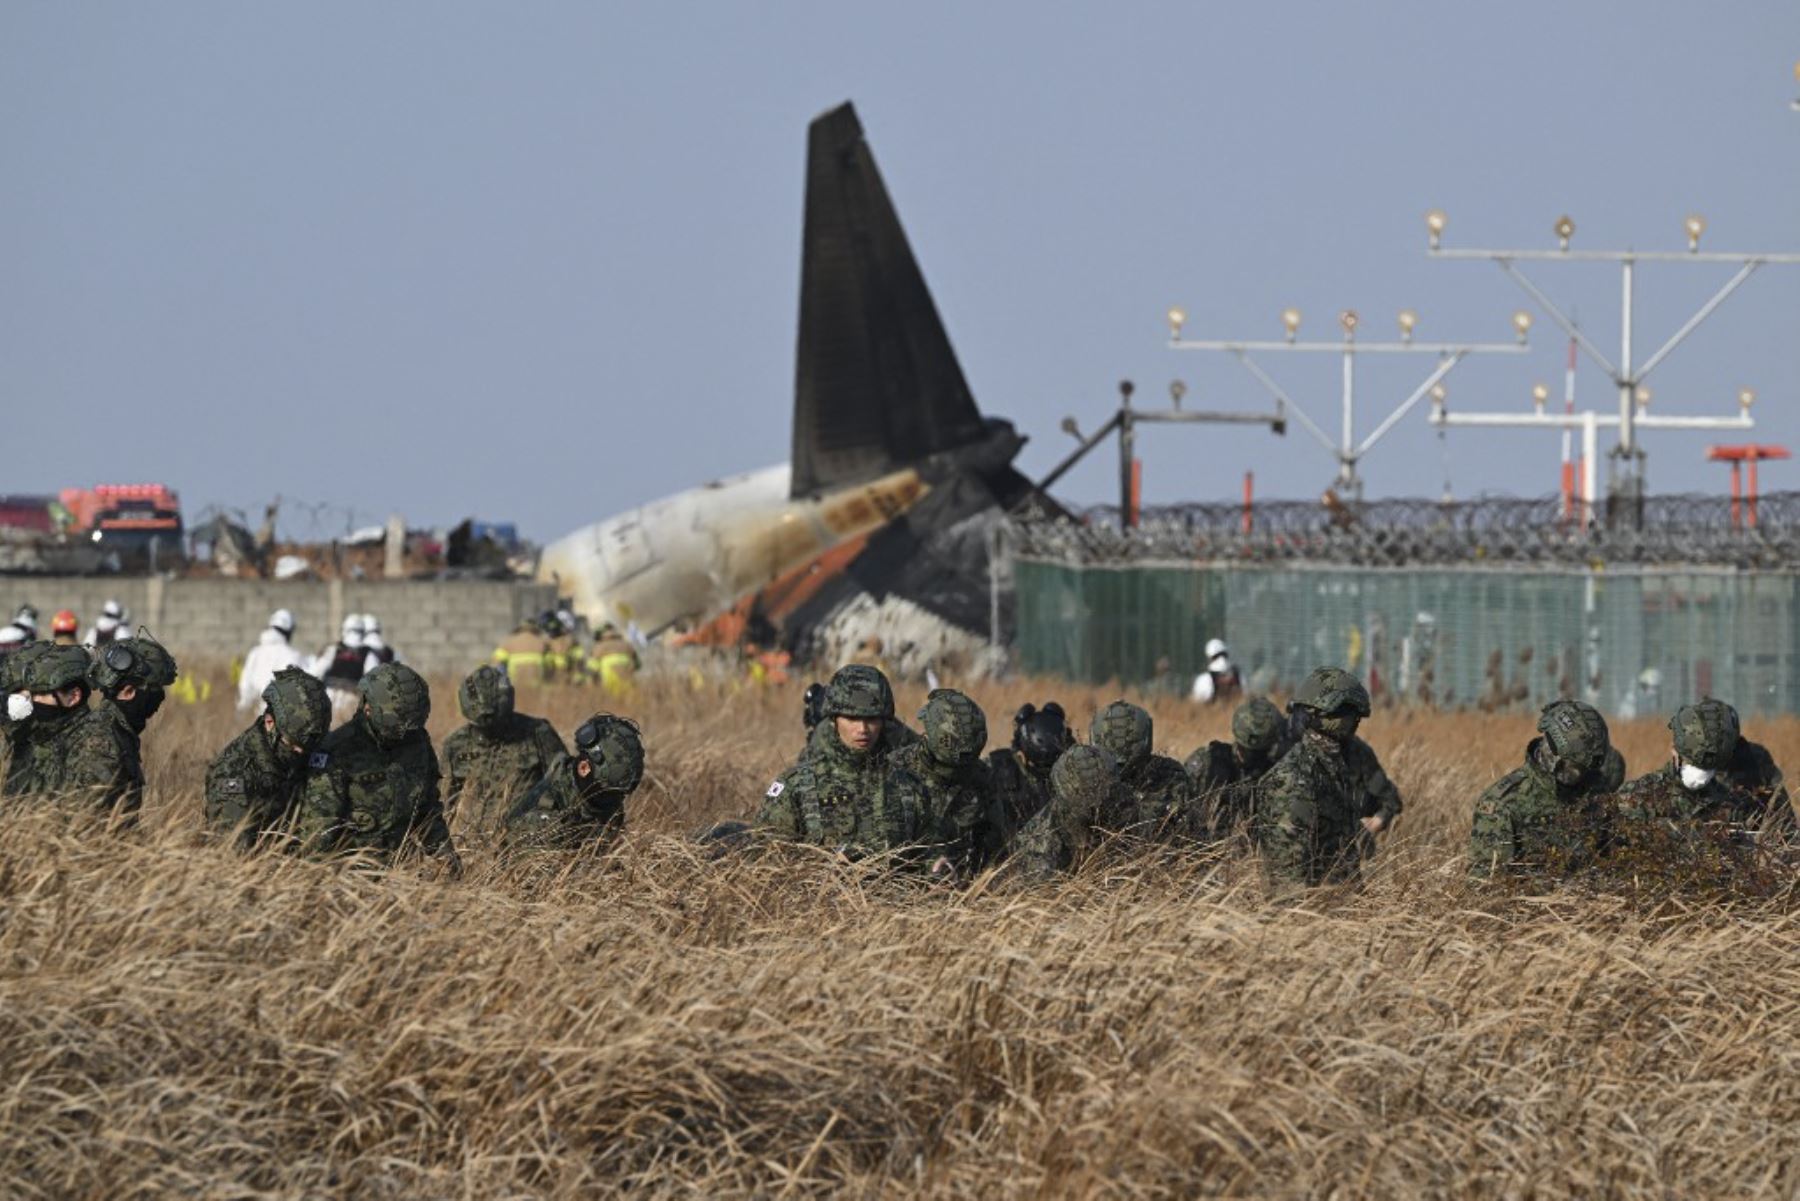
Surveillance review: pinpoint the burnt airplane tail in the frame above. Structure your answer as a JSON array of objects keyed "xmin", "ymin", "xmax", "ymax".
[{"xmin": 792, "ymin": 102, "xmax": 1011, "ymax": 500}]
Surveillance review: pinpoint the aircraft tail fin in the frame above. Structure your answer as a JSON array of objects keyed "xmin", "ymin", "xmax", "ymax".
[{"xmin": 790, "ymin": 102, "xmax": 988, "ymax": 499}]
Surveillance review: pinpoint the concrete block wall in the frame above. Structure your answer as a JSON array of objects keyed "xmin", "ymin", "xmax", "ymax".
[{"xmin": 0, "ymin": 577, "xmax": 556, "ymax": 676}]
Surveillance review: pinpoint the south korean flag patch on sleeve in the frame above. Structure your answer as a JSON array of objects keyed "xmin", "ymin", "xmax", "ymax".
[{"xmin": 765, "ymin": 780, "xmax": 785, "ymax": 798}]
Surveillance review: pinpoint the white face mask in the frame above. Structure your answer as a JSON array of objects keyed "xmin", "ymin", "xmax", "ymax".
[
  {"xmin": 1679, "ymin": 763, "xmax": 1716, "ymax": 791},
  {"xmin": 6, "ymin": 692, "xmax": 32, "ymax": 722}
]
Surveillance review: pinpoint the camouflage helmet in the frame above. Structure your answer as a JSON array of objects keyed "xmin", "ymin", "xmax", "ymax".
[
  {"xmin": 88, "ymin": 634, "xmax": 179, "ymax": 693},
  {"xmin": 1050, "ymin": 744, "xmax": 1119, "ymax": 816},
  {"xmin": 823, "ymin": 664, "xmax": 895, "ymax": 720},
  {"xmin": 573, "ymin": 713, "xmax": 645, "ymax": 794},
  {"xmin": 358, "ymin": 663, "xmax": 431, "ymax": 741},
  {"xmin": 262, "ymin": 667, "xmax": 331, "ymax": 748},
  {"xmin": 1090, "ymin": 700, "xmax": 1153, "ymax": 772},
  {"xmin": 1599, "ymin": 746, "xmax": 1627, "ymax": 793},
  {"xmin": 918, "ymin": 688, "xmax": 988, "ymax": 767},
  {"xmin": 24, "ymin": 644, "xmax": 90, "ymax": 694},
  {"xmin": 458, "ymin": 664, "xmax": 515, "ymax": 726},
  {"xmin": 1291, "ymin": 667, "xmax": 1371, "ymax": 717},
  {"xmin": 1670, "ymin": 698, "xmax": 1740, "ymax": 770},
  {"xmin": 1, "ymin": 639, "xmax": 52, "ymax": 694},
  {"xmin": 1230, "ymin": 696, "xmax": 1286, "ymax": 755},
  {"xmin": 1536, "ymin": 699, "xmax": 1611, "ymax": 774}
]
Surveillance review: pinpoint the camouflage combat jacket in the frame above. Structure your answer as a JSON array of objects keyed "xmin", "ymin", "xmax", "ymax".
[
  {"xmin": 295, "ymin": 716, "xmax": 452, "ymax": 859},
  {"xmin": 441, "ymin": 714, "xmax": 568, "ymax": 836},
  {"xmin": 1468, "ymin": 742, "xmax": 1612, "ymax": 879},
  {"xmin": 1618, "ymin": 763, "xmax": 1764, "ymax": 830},
  {"xmin": 502, "ymin": 755, "xmax": 625, "ymax": 851},
  {"xmin": 204, "ymin": 719, "xmax": 309, "ymax": 850},
  {"xmin": 1344, "ymin": 736, "xmax": 1403, "ymax": 826},
  {"xmin": 1255, "ymin": 730, "xmax": 1364, "ymax": 886},
  {"xmin": 756, "ymin": 726, "xmax": 920, "ymax": 856},
  {"xmin": 1720, "ymin": 738, "xmax": 1790, "ymax": 831},
  {"xmin": 1114, "ymin": 753, "xmax": 1191, "ymax": 839},
  {"xmin": 885, "ymin": 742, "xmax": 991, "ymax": 865},
  {"xmin": 978, "ymin": 750, "xmax": 1054, "ymax": 868},
  {"xmin": 1181, "ymin": 741, "xmax": 1275, "ymax": 840},
  {"xmin": 1006, "ymin": 777, "xmax": 1134, "ymax": 883}
]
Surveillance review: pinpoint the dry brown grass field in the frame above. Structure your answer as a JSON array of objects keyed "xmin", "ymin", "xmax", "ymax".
[{"xmin": 6, "ymin": 667, "xmax": 1800, "ymax": 1198}]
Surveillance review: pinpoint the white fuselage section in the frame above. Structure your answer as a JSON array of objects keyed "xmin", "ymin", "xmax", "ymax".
[{"xmin": 536, "ymin": 464, "xmax": 930, "ymax": 635}]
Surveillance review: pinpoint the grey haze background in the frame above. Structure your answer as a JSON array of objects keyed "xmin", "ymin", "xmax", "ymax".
[{"xmin": 3, "ymin": 2, "xmax": 1796, "ymax": 542}]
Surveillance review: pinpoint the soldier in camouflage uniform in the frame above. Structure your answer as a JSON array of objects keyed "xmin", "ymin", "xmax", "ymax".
[
  {"xmin": 1089, "ymin": 700, "xmax": 1189, "ymax": 838},
  {"xmin": 755, "ymin": 664, "xmax": 922, "ymax": 858},
  {"xmin": 886, "ymin": 689, "xmax": 992, "ymax": 869},
  {"xmin": 1710, "ymin": 703, "xmax": 1790, "ymax": 832},
  {"xmin": 1006, "ymin": 745, "xmax": 1125, "ymax": 882},
  {"xmin": 503, "ymin": 713, "xmax": 644, "ymax": 851},
  {"xmin": 1255, "ymin": 667, "xmax": 1385, "ymax": 887},
  {"xmin": 441, "ymin": 665, "xmax": 568, "ymax": 837},
  {"xmin": 204, "ymin": 667, "xmax": 332, "ymax": 850},
  {"xmin": 981, "ymin": 702, "xmax": 1074, "ymax": 868},
  {"xmin": 1, "ymin": 640, "xmax": 53, "ymax": 794},
  {"xmin": 3, "ymin": 637, "xmax": 178, "ymax": 820},
  {"xmin": 1183, "ymin": 696, "xmax": 1289, "ymax": 840},
  {"xmin": 1, "ymin": 644, "xmax": 95, "ymax": 805},
  {"xmin": 1468, "ymin": 699, "xmax": 1616, "ymax": 879},
  {"xmin": 1618, "ymin": 699, "xmax": 1769, "ymax": 833},
  {"xmin": 295, "ymin": 663, "xmax": 461, "ymax": 874}
]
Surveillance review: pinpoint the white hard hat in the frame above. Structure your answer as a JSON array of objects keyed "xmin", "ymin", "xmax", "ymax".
[
  {"xmin": 101, "ymin": 599, "xmax": 124, "ymax": 619},
  {"xmin": 13, "ymin": 608, "xmax": 36, "ymax": 633},
  {"xmin": 1205, "ymin": 638, "xmax": 1229, "ymax": 660},
  {"xmin": 361, "ymin": 613, "xmax": 381, "ymax": 635},
  {"xmin": 269, "ymin": 608, "xmax": 296, "ymax": 635},
  {"xmin": 341, "ymin": 615, "xmax": 365, "ymax": 643}
]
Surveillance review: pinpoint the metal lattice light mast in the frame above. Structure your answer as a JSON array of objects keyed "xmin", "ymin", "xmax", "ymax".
[
  {"xmin": 1424, "ymin": 209, "xmax": 1800, "ymax": 515},
  {"xmin": 1166, "ymin": 305, "xmax": 1527, "ymax": 500}
]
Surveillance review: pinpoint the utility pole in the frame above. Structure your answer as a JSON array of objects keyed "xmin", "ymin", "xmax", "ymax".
[
  {"xmin": 1166, "ymin": 305, "xmax": 1526, "ymax": 500},
  {"xmin": 1424, "ymin": 209, "xmax": 1800, "ymax": 522}
]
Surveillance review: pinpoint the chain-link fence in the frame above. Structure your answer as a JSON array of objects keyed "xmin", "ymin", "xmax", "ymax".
[{"xmin": 1009, "ymin": 496, "xmax": 1800, "ymax": 717}]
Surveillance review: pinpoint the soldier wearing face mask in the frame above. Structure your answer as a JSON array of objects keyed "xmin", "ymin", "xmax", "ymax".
[
  {"xmin": 1, "ymin": 638, "xmax": 174, "ymax": 821},
  {"xmin": 1255, "ymin": 667, "xmax": 1388, "ymax": 887},
  {"xmin": 1469, "ymin": 699, "xmax": 1616, "ymax": 879},
  {"xmin": 205, "ymin": 667, "xmax": 333, "ymax": 850},
  {"xmin": 1619, "ymin": 699, "xmax": 1768, "ymax": 834}
]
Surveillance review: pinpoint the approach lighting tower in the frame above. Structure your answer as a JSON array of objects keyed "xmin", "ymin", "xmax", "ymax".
[
  {"xmin": 1424, "ymin": 209, "xmax": 1800, "ymax": 518},
  {"xmin": 1165, "ymin": 305, "xmax": 1526, "ymax": 500}
]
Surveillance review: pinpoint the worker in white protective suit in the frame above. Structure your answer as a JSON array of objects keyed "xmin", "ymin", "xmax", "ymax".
[
  {"xmin": 237, "ymin": 608, "xmax": 309, "ymax": 712},
  {"xmin": 1191, "ymin": 638, "xmax": 1244, "ymax": 705}
]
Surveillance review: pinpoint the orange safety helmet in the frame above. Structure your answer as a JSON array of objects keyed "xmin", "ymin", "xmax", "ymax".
[{"xmin": 51, "ymin": 609, "xmax": 78, "ymax": 635}]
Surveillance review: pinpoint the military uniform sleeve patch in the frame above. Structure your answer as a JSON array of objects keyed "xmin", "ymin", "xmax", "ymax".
[
  {"xmin": 766, "ymin": 780, "xmax": 785, "ymax": 798},
  {"xmin": 308, "ymin": 752, "xmax": 330, "ymax": 769}
]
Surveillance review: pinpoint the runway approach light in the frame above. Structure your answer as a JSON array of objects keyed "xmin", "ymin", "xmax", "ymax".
[
  {"xmin": 1532, "ymin": 383, "xmax": 1550, "ymax": 414},
  {"xmin": 1555, "ymin": 214, "xmax": 1576, "ymax": 251},
  {"xmin": 1060, "ymin": 416, "xmax": 1083, "ymax": 441},
  {"xmin": 1684, "ymin": 213, "xmax": 1707, "ymax": 252},
  {"xmin": 1511, "ymin": 309, "xmax": 1534, "ymax": 343},
  {"xmin": 1339, "ymin": 309, "xmax": 1359, "ymax": 339},
  {"xmin": 1169, "ymin": 379, "xmax": 1187, "ymax": 410},
  {"xmin": 1167, "ymin": 306, "xmax": 1186, "ymax": 339},
  {"xmin": 1425, "ymin": 208, "xmax": 1447, "ymax": 250},
  {"xmin": 1397, "ymin": 309, "xmax": 1418, "ymax": 342},
  {"xmin": 1635, "ymin": 385, "xmax": 1653, "ymax": 410},
  {"xmin": 1740, "ymin": 387, "xmax": 1757, "ymax": 412},
  {"xmin": 1430, "ymin": 383, "xmax": 1448, "ymax": 409},
  {"xmin": 1281, "ymin": 307, "xmax": 1302, "ymax": 342}
]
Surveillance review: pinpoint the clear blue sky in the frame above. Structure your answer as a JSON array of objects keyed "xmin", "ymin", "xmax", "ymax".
[{"xmin": 3, "ymin": 2, "xmax": 1795, "ymax": 541}]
